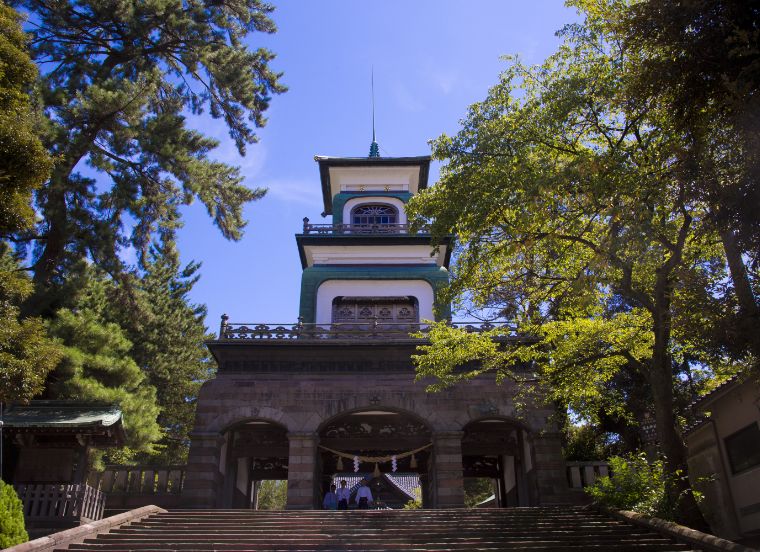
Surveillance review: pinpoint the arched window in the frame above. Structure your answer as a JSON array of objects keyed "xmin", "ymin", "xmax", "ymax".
[{"xmin": 351, "ymin": 204, "xmax": 398, "ymax": 226}]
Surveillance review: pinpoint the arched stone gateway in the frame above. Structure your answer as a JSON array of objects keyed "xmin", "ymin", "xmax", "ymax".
[
  {"xmin": 317, "ymin": 409, "xmax": 433, "ymax": 508},
  {"xmin": 461, "ymin": 418, "xmax": 538, "ymax": 507},
  {"xmin": 219, "ymin": 420, "xmax": 289, "ymax": 508},
  {"xmin": 183, "ymin": 152, "xmax": 572, "ymax": 510}
]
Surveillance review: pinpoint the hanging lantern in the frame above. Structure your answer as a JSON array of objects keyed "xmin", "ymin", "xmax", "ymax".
[
  {"xmin": 336, "ymin": 456, "xmax": 344, "ymax": 471},
  {"xmin": 373, "ymin": 463, "xmax": 381, "ymax": 478},
  {"xmin": 409, "ymin": 453, "xmax": 417, "ymax": 469},
  {"xmin": 391, "ymin": 455, "xmax": 397, "ymax": 472},
  {"xmin": 353, "ymin": 455, "xmax": 360, "ymax": 473}
]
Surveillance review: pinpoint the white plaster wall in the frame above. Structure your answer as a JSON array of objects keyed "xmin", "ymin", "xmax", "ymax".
[
  {"xmin": 315, "ymin": 279, "xmax": 434, "ymax": 325},
  {"xmin": 329, "ymin": 166, "xmax": 420, "ymax": 197},
  {"xmin": 342, "ymin": 196, "xmax": 407, "ymax": 225},
  {"xmin": 303, "ymin": 244, "xmax": 443, "ymax": 267}
]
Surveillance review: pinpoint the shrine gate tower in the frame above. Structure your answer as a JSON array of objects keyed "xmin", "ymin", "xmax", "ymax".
[{"xmin": 183, "ymin": 145, "xmax": 570, "ymax": 509}]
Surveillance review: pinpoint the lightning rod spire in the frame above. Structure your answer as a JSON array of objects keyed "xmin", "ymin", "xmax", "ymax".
[{"xmin": 369, "ymin": 67, "xmax": 380, "ymax": 158}]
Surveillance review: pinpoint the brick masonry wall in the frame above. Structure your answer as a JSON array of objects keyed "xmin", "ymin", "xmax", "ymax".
[{"xmin": 185, "ymin": 341, "xmax": 569, "ymax": 508}]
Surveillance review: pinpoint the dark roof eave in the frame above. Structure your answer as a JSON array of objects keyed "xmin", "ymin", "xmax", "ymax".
[
  {"xmin": 205, "ymin": 334, "xmax": 536, "ymax": 350},
  {"xmin": 316, "ymin": 156, "xmax": 432, "ymax": 215},
  {"xmin": 295, "ymin": 234, "xmax": 453, "ymax": 269}
]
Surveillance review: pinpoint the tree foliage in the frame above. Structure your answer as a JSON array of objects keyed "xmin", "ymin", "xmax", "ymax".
[
  {"xmin": 11, "ymin": 0, "xmax": 285, "ymax": 311},
  {"xmin": 256, "ymin": 480, "xmax": 287, "ymax": 510},
  {"xmin": 586, "ymin": 453, "xmax": 700, "ymax": 520},
  {"xmin": 106, "ymin": 246, "xmax": 214, "ymax": 463},
  {"xmin": 0, "ymin": 481, "xmax": 28, "ymax": 548},
  {"xmin": 0, "ymin": 0, "xmax": 283, "ymax": 464},
  {"xmin": 0, "ymin": 3, "xmax": 51, "ymax": 235},
  {"xmin": 0, "ymin": 5, "xmax": 60, "ymax": 404},
  {"xmin": 46, "ymin": 274, "xmax": 161, "ymax": 454},
  {"xmin": 0, "ymin": 246, "xmax": 61, "ymax": 403},
  {"xmin": 621, "ymin": 0, "xmax": 760, "ymax": 368},
  {"xmin": 408, "ymin": 0, "xmax": 752, "ymax": 527}
]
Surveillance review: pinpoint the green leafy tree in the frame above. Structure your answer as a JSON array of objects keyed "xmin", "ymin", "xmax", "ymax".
[
  {"xmin": 0, "ymin": 5, "xmax": 60, "ymax": 404},
  {"xmin": 0, "ymin": 3, "xmax": 51, "ymax": 235},
  {"xmin": 12, "ymin": 0, "xmax": 285, "ymax": 313},
  {"xmin": 256, "ymin": 480, "xmax": 287, "ymax": 510},
  {"xmin": 0, "ymin": 481, "xmax": 28, "ymax": 548},
  {"xmin": 464, "ymin": 478, "xmax": 494, "ymax": 508},
  {"xmin": 408, "ymin": 4, "xmax": 730, "ymax": 527},
  {"xmin": 46, "ymin": 277, "xmax": 161, "ymax": 454},
  {"xmin": 616, "ymin": 0, "xmax": 760, "ymax": 366},
  {"xmin": 586, "ymin": 453, "xmax": 699, "ymax": 520},
  {"xmin": 0, "ymin": 246, "xmax": 61, "ymax": 403}
]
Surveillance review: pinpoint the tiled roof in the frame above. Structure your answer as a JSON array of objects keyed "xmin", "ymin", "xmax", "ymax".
[
  {"xmin": 331, "ymin": 473, "xmax": 421, "ymax": 501},
  {"xmin": 2, "ymin": 401, "xmax": 123, "ymax": 429},
  {"xmin": 689, "ymin": 375, "xmax": 742, "ymax": 410},
  {"xmin": 384, "ymin": 474, "xmax": 420, "ymax": 501}
]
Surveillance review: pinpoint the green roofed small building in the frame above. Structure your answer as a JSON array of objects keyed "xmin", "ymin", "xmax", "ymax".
[{"xmin": 1, "ymin": 401, "xmax": 125, "ymax": 536}]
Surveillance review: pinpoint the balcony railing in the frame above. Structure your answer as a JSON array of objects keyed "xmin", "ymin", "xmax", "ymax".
[
  {"xmin": 218, "ymin": 317, "xmax": 516, "ymax": 340},
  {"xmin": 301, "ymin": 218, "xmax": 430, "ymax": 235}
]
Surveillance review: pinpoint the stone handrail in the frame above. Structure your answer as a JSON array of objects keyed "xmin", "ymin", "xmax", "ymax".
[
  {"xmin": 599, "ymin": 507, "xmax": 758, "ymax": 552},
  {"xmin": 217, "ymin": 318, "xmax": 517, "ymax": 340},
  {"xmin": 566, "ymin": 461, "xmax": 610, "ymax": 489},
  {"xmin": 89, "ymin": 466, "xmax": 185, "ymax": 495},
  {"xmin": 15, "ymin": 483, "xmax": 105, "ymax": 522},
  {"xmin": 4, "ymin": 505, "xmax": 165, "ymax": 552}
]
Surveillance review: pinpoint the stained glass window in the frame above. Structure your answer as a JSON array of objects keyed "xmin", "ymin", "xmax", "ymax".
[{"xmin": 352, "ymin": 205, "xmax": 397, "ymax": 225}]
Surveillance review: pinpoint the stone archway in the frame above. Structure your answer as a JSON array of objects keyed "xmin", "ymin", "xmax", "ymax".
[
  {"xmin": 220, "ymin": 419, "xmax": 289, "ymax": 508},
  {"xmin": 317, "ymin": 408, "xmax": 433, "ymax": 508},
  {"xmin": 461, "ymin": 417, "xmax": 537, "ymax": 507}
]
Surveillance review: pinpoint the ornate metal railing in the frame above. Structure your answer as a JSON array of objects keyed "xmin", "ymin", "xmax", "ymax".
[
  {"xmin": 301, "ymin": 218, "xmax": 430, "ymax": 235},
  {"xmin": 218, "ymin": 316, "xmax": 516, "ymax": 340},
  {"xmin": 15, "ymin": 483, "xmax": 105, "ymax": 521}
]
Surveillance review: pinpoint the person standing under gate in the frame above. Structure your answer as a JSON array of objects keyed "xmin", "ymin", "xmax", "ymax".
[
  {"xmin": 355, "ymin": 479, "xmax": 373, "ymax": 509},
  {"xmin": 336, "ymin": 480, "xmax": 350, "ymax": 510},
  {"xmin": 323, "ymin": 484, "xmax": 338, "ymax": 510}
]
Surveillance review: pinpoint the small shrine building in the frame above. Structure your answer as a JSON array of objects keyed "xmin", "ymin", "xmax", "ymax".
[{"xmin": 183, "ymin": 146, "xmax": 570, "ymax": 509}]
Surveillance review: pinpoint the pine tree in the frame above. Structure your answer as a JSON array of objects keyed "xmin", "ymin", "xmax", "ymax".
[
  {"xmin": 109, "ymin": 246, "xmax": 214, "ymax": 464},
  {"xmin": 13, "ymin": 0, "xmax": 286, "ymax": 313},
  {"xmin": 46, "ymin": 274, "xmax": 161, "ymax": 454}
]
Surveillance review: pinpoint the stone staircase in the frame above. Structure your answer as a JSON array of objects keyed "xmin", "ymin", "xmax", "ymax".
[{"xmin": 54, "ymin": 506, "xmax": 707, "ymax": 551}]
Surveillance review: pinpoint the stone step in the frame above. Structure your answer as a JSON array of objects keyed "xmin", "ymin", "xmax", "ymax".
[
  {"xmin": 64, "ymin": 545, "xmax": 696, "ymax": 552},
  {"xmin": 55, "ymin": 508, "xmax": 701, "ymax": 552},
  {"xmin": 110, "ymin": 528, "xmax": 653, "ymax": 536},
  {"xmin": 84, "ymin": 534, "xmax": 687, "ymax": 548}
]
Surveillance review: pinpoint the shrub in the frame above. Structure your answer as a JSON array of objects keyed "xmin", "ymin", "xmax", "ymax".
[
  {"xmin": 0, "ymin": 480, "xmax": 28, "ymax": 548},
  {"xmin": 585, "ymin": 452, "xmax": 698, "ymax": 520}
]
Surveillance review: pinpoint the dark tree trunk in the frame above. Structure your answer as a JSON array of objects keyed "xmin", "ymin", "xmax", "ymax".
[
  {"xmin": 720, "ymin": 227, "xmax": 760, "ymax": 365},
  {"xmin": 649, "ymin": 270, "xmax": 709, "ymax": 531}
]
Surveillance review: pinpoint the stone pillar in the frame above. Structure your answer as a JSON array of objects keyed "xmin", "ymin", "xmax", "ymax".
[
  {"xmin": 532, "ymin": 431, "xmax": 571, "ymax": 505},
  {"xmin": 432, "ymin": 431, "xmax": 465, "ymax": 508},
  {"xmin": 183, "ymin": 432, "xmax": 226, "ymax": 508},
  {"xmin": 286, "ymin": 432, "xmax": 318, "ymax": 510}
]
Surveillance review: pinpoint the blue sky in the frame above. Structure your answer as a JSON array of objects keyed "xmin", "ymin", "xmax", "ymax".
[{"xmin": 176, "ymin": 1, "xmax": 578, "ymax": 331}]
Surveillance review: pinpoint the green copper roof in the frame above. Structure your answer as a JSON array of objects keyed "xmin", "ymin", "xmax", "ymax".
[{"xmin": 2, "ymin": 401, "xmax": 123, "ymax": 429}]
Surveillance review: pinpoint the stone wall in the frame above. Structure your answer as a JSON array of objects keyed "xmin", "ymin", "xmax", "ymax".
[{"xmin": 184, "ymin": 340, "xmax": 569, "ymax": 509}]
